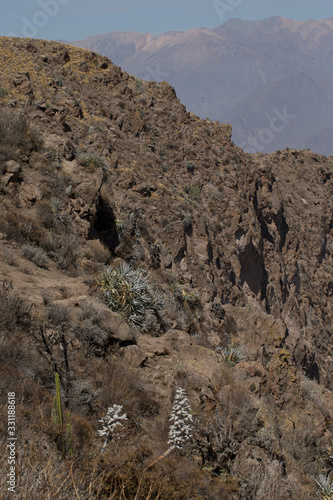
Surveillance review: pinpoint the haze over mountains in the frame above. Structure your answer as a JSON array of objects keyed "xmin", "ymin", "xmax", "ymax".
[{"xmin": 68, "ymin": 17, "xmax": 333, "ymax": 155}]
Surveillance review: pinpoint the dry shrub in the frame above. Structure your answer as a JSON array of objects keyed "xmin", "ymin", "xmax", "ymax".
[
  {"xmin": 0, "ymin": 280, "xmax": 31, "ymax": 333},
  {"xmin": 279, "ymin": 410, "xmax": 324, "ymax": 476},
  {"xmin": 41, "ymin": 172, "xmax": 72, "ymax": 199},
  {"xmin": 47, "ymin": 304, "xmax": 70, "ymax": 327},
  {"xmin": 0, "ymin": 282, "xmax": 49, "ymax": 402},
  {"xmin": 37, "ymin": 230, "xmax": 59, "ymax": 254},
  {"xmin": 75, "ymin": 302, "xmax": 114, "ymax": 356},
  {"xmin": 95, "ymin": 358, "xmax": 145, "ymax": 414},
  {"xmin": 70, "ymin": 414, "xmax": 94, "ymax": 451},
  {"xmin": 55, "ymin": 235, "xmax": 80, "ymax": 273},
  {"xmin": 84, "ymin": 239, "xmax": 111, "ymax": 263},
  {"xmin": 217, "ymin": 381, "xmax": 258, "ymax": 442},
  {"xmin": 0, "ymin": 435, "xmax": 80, "ymax": 500},
  {"xmin": 91, "ymin": 357, "xmax": 160, "ymax": 423},
  {"xmin": 38, "ymin": 232, "xmax": 80, "ymax": 274},
  {"xmin": 0, "ymin": 211, "xmax": 44, "ymax": 244},
  {"xmin": 0, "ymin": 143, "xmax": 16, "ymax": 167},
  {"xmin": 89, "ymin": 442, "xmax": 230, "ymax": 500},
  {"xmin": 300, "ymin": 374, "xmax": 333, "ymax": 417},
  {"xmin": 76, "ymin": 320, "xmax": 109, "ymax": 357},
  {"xmin": 36, "ymin": 199, "xmax": 57, "ymax": 230},
  {"xmin": 0, "ymin": 108, "xmax": 41, "ymax": 164},
  {"xmin": 2, "ymin": 247, "xmax": 15, "ymax": 265},
  {"xmin": 21, "ymin": 243, "xmax": 49, "ymax": 268},
  {"xmin": 231, "ymin": 453, "xmax": 295, "ymax": 500}
]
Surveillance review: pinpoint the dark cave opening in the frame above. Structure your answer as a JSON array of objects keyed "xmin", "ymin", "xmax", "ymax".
[{"xmin": 89, "ymin": 194, "xmax": 120, "ymax": 253}]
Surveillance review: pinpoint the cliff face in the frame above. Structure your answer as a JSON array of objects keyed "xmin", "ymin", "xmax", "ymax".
[{"xmin": 0, "ymin": 37, "xmax": 332, "ymax": 499}]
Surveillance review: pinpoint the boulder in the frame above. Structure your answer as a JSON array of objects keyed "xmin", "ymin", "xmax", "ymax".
[{"xmin": 119, "ymin": 345, "xmax": 147, "ymax": 367}]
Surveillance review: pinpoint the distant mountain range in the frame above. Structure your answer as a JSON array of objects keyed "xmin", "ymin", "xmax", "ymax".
[{"xmin": 67, "ymin": 17, "xmax": 333, "ymax": 155}]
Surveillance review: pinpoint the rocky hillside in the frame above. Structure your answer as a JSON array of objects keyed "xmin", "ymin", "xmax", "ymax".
[
  {"xmin": 68, "ymin": 16, "xmax": 333, "ymax": 155},
  {"xmin": 0, "ymin": 37, "xmax": 332, "ymax": 499}
]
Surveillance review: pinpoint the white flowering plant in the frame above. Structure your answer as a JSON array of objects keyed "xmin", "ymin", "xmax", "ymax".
[
  {"xmin": 98, "ymin": 404, "xmax": 127, "ymax": 451},
  {"xmin": 168, "ymin": 387, "xmax": 193, "ymax": 449},
  {"xmin": 147, "ymin": 387, "xmax": 194, "ymax": 468}
]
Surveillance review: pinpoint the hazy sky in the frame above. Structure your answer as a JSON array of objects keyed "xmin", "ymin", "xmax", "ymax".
[{"xmin": 2, "ymin": 0, "xmax": 332, "ymax": 40}]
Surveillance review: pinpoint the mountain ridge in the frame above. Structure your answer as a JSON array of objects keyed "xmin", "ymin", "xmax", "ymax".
[{"xmin": 67, "ymin": 16, "xmax": 333, "ymax": 155}]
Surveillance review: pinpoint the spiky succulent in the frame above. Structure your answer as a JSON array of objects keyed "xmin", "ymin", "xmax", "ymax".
[
  {"xmin": 99, "ymin": 263, "xmax": 163, "ymax": 329},
  {"xmin": 216, "ymin": 345, "xmax": 245, "ymax": 366},
  {"xmin": 313, "ymin": 472, "xmax": 333, "ymax": 499}
]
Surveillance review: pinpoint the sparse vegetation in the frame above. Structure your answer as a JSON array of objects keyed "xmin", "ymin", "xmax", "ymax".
[
  {"xmin": 171, "ymin": 283, "xmax": 199, "ymax": 308},
  {"xmin": 22, "ymin": 244, "xmax": 49, "ymax": 269},
  {"xmin": 182, "ymin": 214, "xmax": 193, "ymax": 231},
  {"xmin": 115, "ymin": 218, "xmax": 126, "ymax": 240},
  {"xmin": 186, "ymin": 184, "xmax": 201, "ymax": 201},
  {"xmin": 84, "ymin": 239, "xmax": 111, "ymax": 263},
  {"xmin": 79, "ymin": 154, "xmax": 105, "ymax": 169},
  {"xmin": 135, "ymin": 79, "xmax": 143, "ymax": 91}
]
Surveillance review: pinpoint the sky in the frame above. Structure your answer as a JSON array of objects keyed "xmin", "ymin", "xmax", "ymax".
[{"xmin": 1, "ymin": 0, "xmax": 332, "ymax": 41}]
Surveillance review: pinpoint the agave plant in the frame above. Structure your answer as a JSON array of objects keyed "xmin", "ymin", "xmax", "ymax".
[
  {"xmin": 215, "ymin": 345, "xmax": 245, "ymax": 366},
  {"xmin": 313, "ymin": 473, "xmax": 333, "ymax": 499},
  {"xmin": 99, "ymin": 263, "xmax": 163, "ymax": 329}
]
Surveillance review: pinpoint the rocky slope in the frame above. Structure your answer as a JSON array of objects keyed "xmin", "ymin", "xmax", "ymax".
[
  {"xmin": 68, "ymin": 16, "xmax": 333, "ymax": 154},
  {"xmin": 0, "ymin": 37, "xmax": 332, "ymax": 499}
]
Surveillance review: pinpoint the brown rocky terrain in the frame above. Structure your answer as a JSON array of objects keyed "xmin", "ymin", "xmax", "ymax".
[
  {"xmin": 0, "ymin": 37, "xmax": 332, "ymax": 499},
  {"xmin": 68, "ymin": 16, "xmax": 333, "ymax": 154}
]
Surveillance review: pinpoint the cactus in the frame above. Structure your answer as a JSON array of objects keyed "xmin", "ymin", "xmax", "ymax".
[
  {"xmin": 66, "ymin": 412, "xmax": 72, "ymax": 457},
  {"xmin": 53, "ymin": 372, "xmax": 65, "ymax": 454},
  {"xmin": 52, "ymin": 372, "xmax": 72, "ymax": 456}
]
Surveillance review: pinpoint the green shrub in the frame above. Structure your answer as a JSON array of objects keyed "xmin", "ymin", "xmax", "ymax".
[
  {"xmin": 79, "ymin": 154, "xmax": 105, "ymax": 169},
  {"xmin": 135, "ymin": 80, "xmax": 143, "ymax": 92},
  {"xmin": 187, "ymin": 185, "xmax": 201, "ymax": 201},
  {"xmin": 171, "ymin": 283, "xmax": 199, "ymax": 308},
  {"xmin": 99, "ymin": 263, "xmax": 163, "ymax": 330}
]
